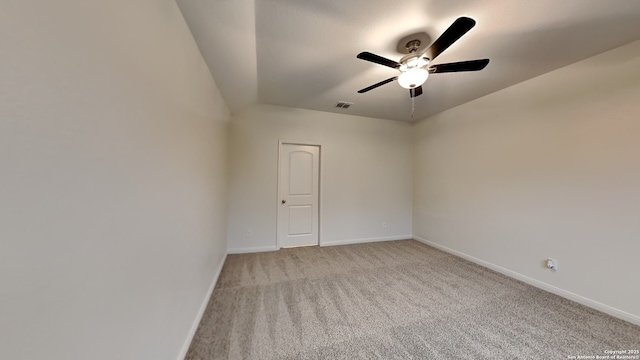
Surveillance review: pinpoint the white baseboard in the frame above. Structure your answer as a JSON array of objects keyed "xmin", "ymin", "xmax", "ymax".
[
  {"xmin": 228, "ymin": 236, "xmax": 412, "ymax": 253},
  {"xmin": 177, "ymin": 253, "xmax": 228, "ymax": 360},
  {"xmin": 412, "ymin": 235, "xmax": 640, "ymax": 327},
  {"xmin": 228, "ymin": 245, "xmax": 278, "ymax": 254},
  {"xmin": 321, "ymin": 234, "xmax": 412, "ymax": 247}
]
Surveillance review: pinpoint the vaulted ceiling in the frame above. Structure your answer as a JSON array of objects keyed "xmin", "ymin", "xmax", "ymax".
[{"xmin": 176, "ymin": 0, "xmax": 640, "ymax": 122}]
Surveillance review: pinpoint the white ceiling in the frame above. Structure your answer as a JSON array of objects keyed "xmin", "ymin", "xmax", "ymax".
[{"xmin": 177, "ymin": 0, "xmax": 640, "ymax": 122}]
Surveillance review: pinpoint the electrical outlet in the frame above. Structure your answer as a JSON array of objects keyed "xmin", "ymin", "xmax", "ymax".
[
  {"xmin": 382, "ymin": 221, "xmax": 387, "ymax": 228},
  {"xmin": 247, "ymin": 229, "xmax": 253, "ymax": 238}
]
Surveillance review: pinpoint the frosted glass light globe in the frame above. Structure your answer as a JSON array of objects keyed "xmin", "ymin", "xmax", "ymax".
[{"xmin": 398, "ymin": 68, "xmax": 429, "ymax": 89}]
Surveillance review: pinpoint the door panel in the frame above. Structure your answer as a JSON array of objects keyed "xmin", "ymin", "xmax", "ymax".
[
  {"xmin": 289, "ymin": 151, "xmax": 313, "ymax": 195},
  {"xmin": 278, "ymin": 144, "xmax": 319, "ymax": 248},
  {"xmin": 288, "ymin": 205, "xmax": 312, "ymax": 235}
]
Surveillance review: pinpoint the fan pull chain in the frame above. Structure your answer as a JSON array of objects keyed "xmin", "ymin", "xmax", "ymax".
[{"xmin": 411, "ymin": 96, "xmax": 415, "ymax": 119}]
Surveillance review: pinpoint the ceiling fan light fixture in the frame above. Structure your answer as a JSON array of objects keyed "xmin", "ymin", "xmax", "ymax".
[
  {"xmin": 398, "ymin": 67, "xmax": 429, "ymax": 89},
  {"xmin": 356, "ymin": 17, "xmax": 488, "ymax": 99}
]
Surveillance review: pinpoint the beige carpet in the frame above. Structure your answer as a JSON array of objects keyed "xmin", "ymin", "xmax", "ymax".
[{"xmin": 186, "ymin": 240, "xmax": 640, "ymax": 359}]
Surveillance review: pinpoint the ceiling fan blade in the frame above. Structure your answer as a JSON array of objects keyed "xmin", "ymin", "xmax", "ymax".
[
  {"xmin": 357, "ymin": 76, "xmax": 398, "ymax": 93},
  {"xmin": 409, "ymin": 86, "xmax": 423, "ymax": 98},
  {"xmin": 429, "ymin": 59, "xmax": 490, "ymax": 73},
  {"xmin": 424, "ymin": 17, "xmax": 476, "ymax": 61},
  {"xmin": 357, "ymin": 52, "xmax": 401, "ymax": 69}
]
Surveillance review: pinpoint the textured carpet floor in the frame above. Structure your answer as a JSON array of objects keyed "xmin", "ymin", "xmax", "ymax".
[{"xmin": 186, "ymin": 240, "xmax": 640, "ymax": 359}]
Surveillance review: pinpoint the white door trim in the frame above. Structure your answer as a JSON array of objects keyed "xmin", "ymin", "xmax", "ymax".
[{"xmin": 277, "ymin": 140, "xmax": 322, "ymax": 249}]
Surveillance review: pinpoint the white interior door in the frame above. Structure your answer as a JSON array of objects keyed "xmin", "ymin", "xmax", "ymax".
[{"xmin": 278, "ymin": 143, "xmax": 319, "ymax": 248}]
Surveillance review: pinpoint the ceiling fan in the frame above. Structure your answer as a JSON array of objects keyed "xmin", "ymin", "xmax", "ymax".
[{"xmin": 357, "ymin": 17, "xmax": 489, "ymax": 98}]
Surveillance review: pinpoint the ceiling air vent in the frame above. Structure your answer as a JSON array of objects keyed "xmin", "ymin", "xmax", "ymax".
[{"xmin": 334, "ymin": 101, "xmax": 353, "ymax": 109}]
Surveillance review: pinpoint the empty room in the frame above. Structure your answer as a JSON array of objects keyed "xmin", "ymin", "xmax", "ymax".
[{"xmin": 2, "ymin": 0, "xmax": 639, "ymax": 359}]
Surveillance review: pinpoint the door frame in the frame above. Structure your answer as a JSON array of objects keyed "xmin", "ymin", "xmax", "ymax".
[{"xmin": 276, "ymin": 140, "xmax": 323, "ymax": 249}]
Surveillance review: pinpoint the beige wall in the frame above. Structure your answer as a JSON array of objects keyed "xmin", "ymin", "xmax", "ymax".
[
  {"xmin": 228, "ymin": 104, "xmax": 413, "ymax": 252},
  {"xmin": 413, "ymin": 40, "xmax": 640, "ymax": 323},
  {"xmin": 0, "ymin": 1, "xmax": 229, "ymax": 359}
]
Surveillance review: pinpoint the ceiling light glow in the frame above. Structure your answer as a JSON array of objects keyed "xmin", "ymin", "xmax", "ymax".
[{"xmin": 398, "ymin": 68, "xmax": 429, "ymax": 89}]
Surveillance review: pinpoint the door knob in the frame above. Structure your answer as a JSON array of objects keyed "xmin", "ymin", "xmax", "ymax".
[{"xmin": 282, "ymin": 200, "xmax": 286, "ymax": 204}]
